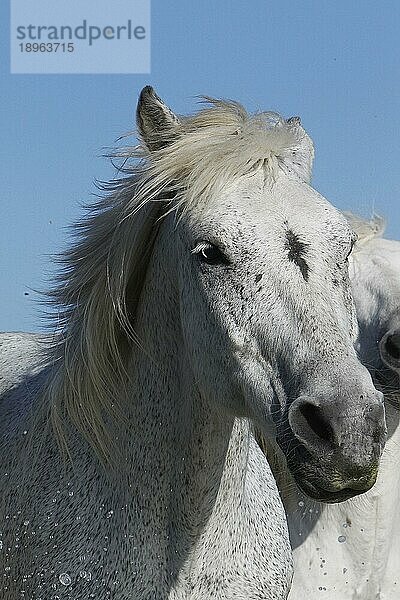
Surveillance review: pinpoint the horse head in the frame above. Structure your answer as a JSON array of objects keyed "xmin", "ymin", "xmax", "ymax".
[{"xmin": 133, "ymin": 87, "xmax": 386, "ymax": 503}]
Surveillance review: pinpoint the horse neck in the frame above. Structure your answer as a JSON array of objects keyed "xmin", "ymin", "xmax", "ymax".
[{"xmin": 121, "ymin": 261, "xmax": 251, "ymax": 551}]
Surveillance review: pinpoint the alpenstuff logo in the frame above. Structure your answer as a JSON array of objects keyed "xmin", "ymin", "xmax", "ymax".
[{"xmin": 15, "ymin": 20, "xmax": 147, "ymax": 46}]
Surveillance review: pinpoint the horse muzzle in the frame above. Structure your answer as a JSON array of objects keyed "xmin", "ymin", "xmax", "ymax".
[{"xmin": 277, "ymin": 389, "xmax": 386, "ymax": 502}]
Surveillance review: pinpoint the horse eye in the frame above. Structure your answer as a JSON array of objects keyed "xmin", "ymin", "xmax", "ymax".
[{"xmin": 196, "ymin": 243, "xmax": 229, "ymax": 265}]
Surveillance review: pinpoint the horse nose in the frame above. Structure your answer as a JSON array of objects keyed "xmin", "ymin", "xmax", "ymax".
[
  {"xmin": 288, "ymin": 392, "xmax": 385, "ymax": 456},
  {"xmin": 284, "ymin": 381, "xmax": 386, "ymax": 498}
]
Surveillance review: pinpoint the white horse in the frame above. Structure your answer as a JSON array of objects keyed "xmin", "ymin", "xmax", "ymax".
[
  {"xmin": 263, "ymin": 215, "xmax": 400, "ymax": 599},
  {"xmin": 0, "ymin": 87, "xmax": 386, "ymax": 600}
]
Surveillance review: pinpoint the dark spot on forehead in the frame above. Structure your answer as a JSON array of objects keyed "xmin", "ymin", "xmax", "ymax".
[{"xmin": 285, "ymin": 229, "xmax": 310, "ymax": 281}]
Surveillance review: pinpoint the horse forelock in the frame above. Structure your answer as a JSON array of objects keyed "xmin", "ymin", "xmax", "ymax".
[
  {"xmin": 139, "ymin": 98, "xmax": 314, "ymax": 203},
  {"xmin": 41, "ymin": 98, "xmax": 314, "ymax": 464}
]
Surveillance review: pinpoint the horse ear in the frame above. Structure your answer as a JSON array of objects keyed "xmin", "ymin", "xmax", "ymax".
[
  {"xmin": 285, "ymin": 115, "xmax": 314, "ymax": 184},
  {"xmin": 136, "ymin": 86, "xmax": 181, "ymax": 151},
  {"xmin": 287, "ymin": 116, "xmax": 301, "ymax": 126}
]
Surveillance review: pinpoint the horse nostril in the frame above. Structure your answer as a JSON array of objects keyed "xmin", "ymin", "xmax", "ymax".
[
  {"xmin": 384, "ymin": 332, "xmax": 400, "ymax": 360},
  {"xmin": 298, "ymin": 402, "xmax": 335, "ymax": 443}
]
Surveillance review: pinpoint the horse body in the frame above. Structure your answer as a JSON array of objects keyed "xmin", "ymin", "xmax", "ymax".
[
  {"xmin": 1, "ymin": 334, "xmax": 290, "ymax": 600},
  {"xmin": 0, "ymin": 88, "xmax": 386, "ymax": 599},
  {"xmin": 1, "ymin": 234, "xmax": 292, "ymax": 599},
  {"xmin": 272, "ymin": 225, "xmax": 400, "ymax": 600}
]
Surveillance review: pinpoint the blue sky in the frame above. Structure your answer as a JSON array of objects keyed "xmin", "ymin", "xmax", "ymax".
[{"xmin": 1, "ymin": 0, "xmax": 399, "ymax": 331}]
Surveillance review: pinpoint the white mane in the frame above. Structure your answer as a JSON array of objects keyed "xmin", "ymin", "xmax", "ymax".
[{"xmin": 42, "ymin": 98, "xmax": 315, "ymax": 462}]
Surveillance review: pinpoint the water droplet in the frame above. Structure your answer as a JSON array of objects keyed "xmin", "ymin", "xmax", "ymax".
[
  {"xmin": 58, "ymin": 572, "xmax": 71, "ymax": 586},
  {"xmin": 338, "ymin": 535, "xmax": 346, "ymax": 543},
  {"xmin": 106, "ymin": 510, "xmax": 113, "ymax": 519},
  {"xmin": 298, "ymin": 501, "xmax": 304, "ymax": 507},
  {"xmin": 342, "ymin": 522, "xmax": 348, "ymax": 528},
  {"xmin": 23, "ymin": 430, "xmax": 27, "ymax": 435}
]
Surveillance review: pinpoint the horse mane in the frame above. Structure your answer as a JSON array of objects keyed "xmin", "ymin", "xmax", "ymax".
[
  {"xmin": 41, "ymin": 98, "xmax": 315, "ymax": 464},
  {"xmin": 344, "ymin": 212, "xmax": 386, "ymax": 248}
]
